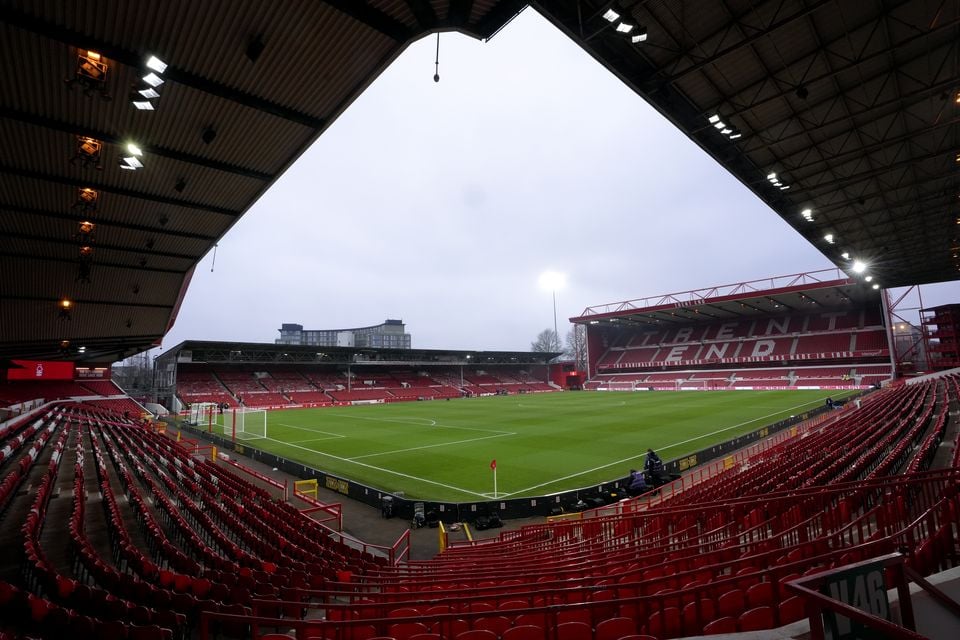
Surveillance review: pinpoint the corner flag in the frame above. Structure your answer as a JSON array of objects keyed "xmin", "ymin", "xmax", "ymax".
[
  {"xmin": 490, "ymin": 459, "xmax": 498, "ymax": 498},
  {"xmin": 490, "ymin": 459, "xmax": 497, "ymax": 470}
]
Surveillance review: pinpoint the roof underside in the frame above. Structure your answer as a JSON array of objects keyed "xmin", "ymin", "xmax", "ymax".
[
  {"xmin": 571, "ymin": 269, "xmax": 884, "ymax": 326},
  {"xmin": 1, "ymin": 0, "xmax": 955, "ymax": 363}
]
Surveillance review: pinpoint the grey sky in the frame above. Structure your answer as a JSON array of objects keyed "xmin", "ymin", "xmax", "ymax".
[{"xmin": 158, "ymin": 9, "xmax": 956, "ymax": 355}]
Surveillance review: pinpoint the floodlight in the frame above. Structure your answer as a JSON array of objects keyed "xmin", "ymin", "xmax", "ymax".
[
  {"xmin": 615, "ymin": 21, "xmax": 634, "ymax": 33},
  {"xmin": 126, "ymin": 143, "xmax": 143, "ymax": 156},
  {"xmin": 872, "ymin": 283, "xmax": 880, "ymax": 290},
  {"xmin": 824, "ymin": 234, "xmax": 834, "ymax": 243},
  {"xmin": 865, "ymin": 275, "xmax": 873, "ymax": 282},
  {"xmin": 142, "ymin": 72, "xmax": 164, "ymax": 87},
  {"xmin": 841, "ymin": 252, "xmax": 850, "ymax": 260},
  {"xmin": 779, "ymin": 185, "xmax": 790, "ymax": 190},
  {"xmin": 801, "ymin": 208, "xmax": 813, "ymax": 219},
  {"xmin": 602, "ymin": 8, "xmax": 620, "ymax": 22},
  {"xmin": 122, "ymin": 156, "xmax": 143, "ymax": 169},
  {"xmin": 708, "ymin": 114, "xmax": 720, "ymax": 124},
  {"xmin": 713, "ymin": 121, "xmax": 726, "ymax": 129},
  {"xmin": 721, "ymin": 128, "xmax": 732, "ymax": 135},
  {"xmin": 132, "ymin": 100, "xmax": 154, "ymax": 110},
  {"xmin": 767, "ymin": 172, "xmax": 777, "ymax": 180},
  {"xmin": 852, "ymin": 260, "xmax": 867, "ymax": 274},
  {"xmin": 145, "ymin": 55, "xmax": 167, "ymax": 74},
  {"xmin": 138, "ymin": 88, "xmax": 160, "ymax": 99},
  {"xmin": 728, "ymin": 132, "xmax": 742, "ymax": 139},
  {"xmin": 631, "ymin": 29, "xmax": 648, "ymax": 43},
  {"xmin": 539, "ymin": 271, "xmax": 567, "ymax": 291}
]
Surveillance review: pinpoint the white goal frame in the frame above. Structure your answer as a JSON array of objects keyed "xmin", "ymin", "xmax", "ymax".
[
  {"xmin": 221, "ymin": 407, "xmax": 268, "ymax": 440},
  {"xmin": 189, "ymin": 402, "xmax": 217, "ymax": 428}
]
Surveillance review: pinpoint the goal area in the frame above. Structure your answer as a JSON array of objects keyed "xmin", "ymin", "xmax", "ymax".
[{"xmin": 218, "ymin": 408, "xmax": 268, "ymax": 441}]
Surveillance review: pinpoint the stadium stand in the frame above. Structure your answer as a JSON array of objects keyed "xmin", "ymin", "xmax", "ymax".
[{"xmin": 0, "ymin": 375, "xmax": 956, "ymax": 639}]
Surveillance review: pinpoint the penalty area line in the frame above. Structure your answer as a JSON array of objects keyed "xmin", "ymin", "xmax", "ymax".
[
  {"xmin": 348, "ymin": 432, "xmax": 516, "ymax": 461},
  {"xmin": 259, "ymin": 436, "xmax": 489, "ymax": 500}
]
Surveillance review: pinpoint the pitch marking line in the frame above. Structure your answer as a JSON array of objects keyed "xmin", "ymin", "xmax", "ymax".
[
  {"xmin": 499, "ymin": 396, "xmax": 832, "ymax": 498},
  {"xmin": 277, "ymin": 423, "xmax": 345, "ymax": 439},
  {"xmin": 289, "ymin": 437, "xmax": 344, "ymax": 444},
  {"xmin": 330, "ymin": 413, "xmax": 512, "ymax": 436},
  {"xmin": 348, "ymin": 432, "xmax": 514, "ymax": 461},
  {"xmin": 260, "ymin": 436, "xmax": 488, "ymax": 499}
]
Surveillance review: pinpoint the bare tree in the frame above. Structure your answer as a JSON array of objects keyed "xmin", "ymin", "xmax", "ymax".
[
  {"xmin": 531, "ymin": 328, "xmax": 562, "ymax": 353},
  {"xmin": 566, "ymin": 325, "xmax": 587, "ymax": 371}
]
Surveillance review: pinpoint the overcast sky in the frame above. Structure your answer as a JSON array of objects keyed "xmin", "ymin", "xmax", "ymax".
[{"xmin": 157, "ymin": 8, "xmax": 956, "ymax": 355}]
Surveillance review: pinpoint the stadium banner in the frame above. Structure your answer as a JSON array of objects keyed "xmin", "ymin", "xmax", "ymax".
[{"xmin": 6, "ymin": 359, "xmax": 75, "ymax": 380}]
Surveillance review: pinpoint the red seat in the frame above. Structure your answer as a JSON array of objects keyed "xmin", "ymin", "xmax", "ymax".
[
  {"xmin": 595, "ymin": 617, "xmax": 636, "ymax": 640},
  {"xmin": 456, "ymin": 631, "xmax": 498, "ymax": 640},
  {"xmin": 778, "ymin": 596, "xmax": 806, "ymax": 623},
  {"xmin": 746, "ymin": 582, "xmax": 774, "ymax": 608},
  {"xmin": 389, "ymin": 622, "xmax": 430, "ymax": 640},
  {"xmin": 682, "ymin": 600, "xmax": 716, "ymax": 635},
  {"xmin": 717, "ymin": 589, "xmax": 746, "ymax": 617},
  {"xmin": 474, "ymin": 616, "xmax": 511, "ymax": 636},
  {"xmin": 557, "ymin": 622, "xmax": 591, "ymax": 640},
  {"xmin": 738, "ymin": 606, "xmax": 774, "ymax": 631},
  {"xmin": 646, "ymin": 607, "xmax": 681, "ymax": 637},
  {"xmin": 502, "ymin": 626, "xmax": 544, "ymax": 640},
  {"xmin": 703, "ymin": 617, "xmax": 738, "ymax": 634}
]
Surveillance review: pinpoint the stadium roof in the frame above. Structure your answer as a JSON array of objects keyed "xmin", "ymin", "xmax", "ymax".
[
  {"xmin": 1, "ymin": 1, "xmax": 955, "ymax": 363},
  {"xmin": 571, "ymin": 269, "xmax": 882, "ymax": 326},
  {"xmin": 155, "ymin": 340, "xmax": 560, "ymax": 367}
]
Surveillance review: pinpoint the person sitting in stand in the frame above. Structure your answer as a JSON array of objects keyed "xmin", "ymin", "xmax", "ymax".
[
  {"xmin": 627, "ymin": 469, "xmax": 647, "ymax": 496},
  {"xmin": 644, "ymin": 448, "xmax": 664, "ymax": 485}
]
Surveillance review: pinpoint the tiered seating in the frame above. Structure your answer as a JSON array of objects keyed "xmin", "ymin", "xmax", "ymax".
[
  {"xmin": 252, "ymin": 382, "xmax": 953, "ymax": 639},
  {"xmin": 303, "ymin": 372, "xmax": 348, "ymax": 390},
  {"xmin": 326, "ymin": 388, "xmax": 392, "ymax": 402},
  {"xmin": 596, "ymin": 309, "xmax": 889, "ymax": 377},
  {"xmin": 175, "ymin": 371, "xmax": 234, "ymax": 407},
  {"xmin": 77, "ymin": 380, "xmax": 123, "ymax": 395},
  {"xmin": 0, "ymin": 380, "xmax": 94, "ymax": 406},
  {"xmin": 81, "ymin": 397, "xmax": 147, "ymax": 416},
  {"xmin": 729, "ymin": 369, "xmax": 792, "ymax": 388},
  {"xmin": 215, "ymin": 371, "xmax": 268, "ymax": 395},
  {"xmin": 239, "ymin": 393, "xmax": 290, "ymax": 408},
  {"xmin": 791, "ymin": 367, "xmax": 853, "ymax": 387},
  {"xmin": 286, "ymin": 390, "xmax": 333, "ymax": 404}
]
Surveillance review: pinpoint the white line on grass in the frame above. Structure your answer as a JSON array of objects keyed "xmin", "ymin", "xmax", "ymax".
[
  {"xmin": 289, "ymin": 437, "xmax": 345, "ymax": 444},
  {"xmin": 499, "ymin": 396, "xmax": 831, "ymax": 497},
  {"xmin": 348, "ymin": 432, "xmax": 514, "ymax": 461},
  {"xmin": 330, "ymin": 413, "xmax": 438, "ymax": 427},
  {"xmin": 259, "ymin": 436, "xmax": 489, "ymax": 499},
  {"xmin": 276, "ymin": 423, "xmax": 346, "ymax": 439},
  {"xmin": 330, "ymin": 413, "xmax": 511, "ymax": 436}
]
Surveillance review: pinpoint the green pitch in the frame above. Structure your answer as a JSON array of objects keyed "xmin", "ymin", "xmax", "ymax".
[{"xmin": 225, "ymin": 390, "xmax": 847, "ymax": 501}]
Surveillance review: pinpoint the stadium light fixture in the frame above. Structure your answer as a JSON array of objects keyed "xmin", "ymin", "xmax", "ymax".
[
  {"xmin": 142, "ymin": 72, "xmax": 164, "ymax": 87},
  {"xmin": 631, "ymin": 28, "xmax": 648, "ymax": 43},
  {"xmin": 138, "ymin": 88, "xmax": 160, "ymax": 99},
  {"xmin": 852, "ymin": 260, "xmax": 867, "ymax": 274},
  {"xmin": 801, "ymin": 209, "xmax": 814, "ymax": 221},
  {"xmin": 841, "ymin": 252, "xmax": 850, "ymax": 260},
  {"xmin": 767, "ymin": 172, "xmax": 777, "ymax": 180},
  {"xmin": 708, "ymin": 114, "xmax": 720, "ymax": 124},
  {"xmin": 145, "ymin": 55, "xmax": 167, "ymax": 74},
  {"xmin": 602, "ymin": 7, "xmax": 620, "ymax": 22},
  {"xmin": 865, "ymin": 275, "xmax": 873, "ymax": 282},
  {"xmin": 615, "ymin": 21, "xmax": 634, "ymax": 33},
  {"xmin": 824, "ymin": 234, "xmax": 834, "ymax": 244},
  {"xmin": 721, "ymin": 128, "xmax": 732, "ymax": 135},
  {"xmin": 713, "ymin": 121, "xmax": 726, "ymax": 129},
  {"xmin": 872, "ymin": 283, "xmax": 880, "ymax": 290},
  {"xmin": 132, "ymin": 100, "xmax": 154, "ymax": 110}
]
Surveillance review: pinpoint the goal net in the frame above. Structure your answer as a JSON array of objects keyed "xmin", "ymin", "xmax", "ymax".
[
  {"xmin": 220, "ymin": 408, "xmax": 268, "ymax": 440},
  {"xmin": 188, "ymin": 403, "xmax": 217, "ymax": 428}
]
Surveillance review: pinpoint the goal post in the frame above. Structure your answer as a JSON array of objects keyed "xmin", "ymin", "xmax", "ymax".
[
  {"xmin": 224, "ymin": 407, "xmax": 268, "ymax": 441},
  {"xmin": 188, "ymin": 403, "xmax": 217, "ymax": 430}
]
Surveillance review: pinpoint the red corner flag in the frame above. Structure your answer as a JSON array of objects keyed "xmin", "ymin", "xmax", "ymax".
[{"xmin": 490, "ymin": 459, "xmax": 497, "ymax": 470}]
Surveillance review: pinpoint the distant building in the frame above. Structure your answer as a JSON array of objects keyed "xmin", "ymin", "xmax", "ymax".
[{"xmin": 276, "ymin": 319, "xmax": 411, "ymax": 349}]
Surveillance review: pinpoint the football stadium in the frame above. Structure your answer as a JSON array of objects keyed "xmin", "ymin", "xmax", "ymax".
[{"xmin": 1, "ymin": 2, "xmax": 959, "ymax": 640}]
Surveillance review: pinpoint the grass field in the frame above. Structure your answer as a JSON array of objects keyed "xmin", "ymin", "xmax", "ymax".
[{"xmin": 218, "ymin": 390, "xmax": 847, "ymax": 501}]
